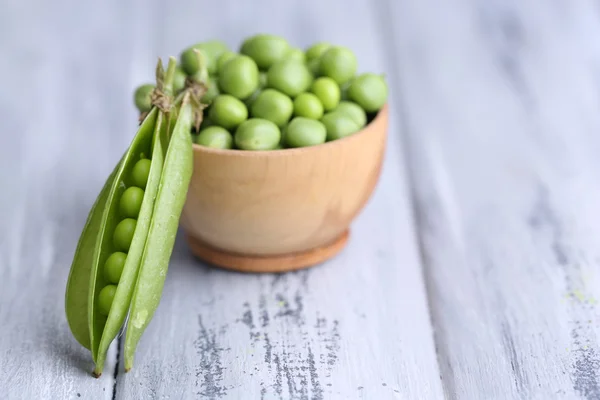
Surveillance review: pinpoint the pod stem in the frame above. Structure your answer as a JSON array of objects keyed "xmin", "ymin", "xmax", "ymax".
[
  {"xmin": 162, "ymin": 56, "xmax": 178, "ymax": 96},
  {"xmin": 150, "ymin": 57, "xmax": 176, "ymax": 113}
]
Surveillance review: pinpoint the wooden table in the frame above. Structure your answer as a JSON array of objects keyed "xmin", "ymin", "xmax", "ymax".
[{"xmin": 2, "ymin": 0, "xmax": 600, "ymax": 399}]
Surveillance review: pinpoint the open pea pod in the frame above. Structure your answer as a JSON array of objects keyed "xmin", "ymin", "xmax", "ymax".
[
  {"xmin": 65, "ymin": 56, "xmax": 198, "ymax": 377},
  {"xmin": 124, "ymin": 98, "xmax": 194, "ymax": 371},
  {"xmin": 90, "ymin": 108, "xmax": 166, "ymax": 376},
  {"xmin": 64, "ymin": 151, "xmax": 126, "ymax": 350}
]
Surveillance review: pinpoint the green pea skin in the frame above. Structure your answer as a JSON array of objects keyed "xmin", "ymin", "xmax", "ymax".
[
  {"xmin": 250, "ymin": 89, "xmax": 293, "ymax": 127},
  {"xmin": 134, "ymin": 84, "xmax": 155, "ymax": 112},
  {"xmin": 284, "ymin": 47, "xmax": 305, "ymax": 63},
  {"xmin": 98, "ymin": 285, "xmax": 117, "ymax": 316},
  {"xmin": 119, "ymin": 186, "xmax": 145, "ymax": 218},
  {"xmin": 216, "ymin": 51, "xmax": 237, "ymax": 73},
  {"xmin": 321, "ymin": 111, "xmax": 361, "ymax": 141},
  {"xmin": 209, "ymin": 94, "xmax": 248, "ymax": 130},
  {"xmin": 113, "ymin": 218, "xmax": 137, "ymax": 252},
  {"xmin": 235, "ymin": 118, "xmax": 281, "ymax": 150},
  {"xmin": 347, "ymin": 73, "xmax": 389, "ymax": 112},
  {"xmin": 334, "ymin": 101, "xmax": 367, "ymax": 127},
  {"xmin": 173, "ymin": 66, "xmax": 187, "ymax": 94},
  {"xmin": 240, "ymin": 34, "xmax": 290, "ymax": 70},
  {"xmin": 180, "ymin": 40, "xmax": 229, "ymax": 76},
  {"xmin": 266, "ymin": 60, "xmax": 312, "ymax": 98},
  {"xmin": 319, "ymin": 46, "xmax": 357, "ymax": 85},
  {"xmin": 293, "ymin": 93, "xmax": 324, "ymax": 120},
  {"xmin": 219, "ymin": 55, "xmax": 259, "ymax": 100},
  {"xmin": 131, "ymin": 158, "xmax": 151, "ymax": 189},
  {"xmin": 104, "ymin": 252, "xmax": 127, "ymax": 284},
  {"xmin": 285, "ymin": 117, "xmax": 327, "ymax": 148},
  {"xmin": 195, "ymin": 126, "xmax": 233, "ymax": 149},
  {"xmin": 305, "ymin": 42, "xmax": 330, "ymax": 61},
  {"xmin": 310, "ymin": 77, "xmax": 340, "ymax": 111}
]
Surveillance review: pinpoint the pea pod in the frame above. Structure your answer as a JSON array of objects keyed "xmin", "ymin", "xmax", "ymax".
[
  {"xmin": 91, "ymin": 108, "xmax": 166, "ymax": 376},
  {"xmin": 64, "ymin": 56, "xmax": 197, "ymax": 377},
  {"xmin": 124, "ymin": 97, "xmax": 194, "ymax": 371},
  {"xmin": 64, "ymin": 152, "xmax": 125, "ymax": 350}
]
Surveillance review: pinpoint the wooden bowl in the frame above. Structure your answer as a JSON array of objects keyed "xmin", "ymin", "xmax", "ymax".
[{"xmin": 180, "ymin": 103, "xmax": 389, "ymax": 273}]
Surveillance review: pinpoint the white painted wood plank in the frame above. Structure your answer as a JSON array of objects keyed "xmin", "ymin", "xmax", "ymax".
[
  {"xmin": 385, "ymin": 0, "xmax": 600, "ymax": 398},
  {"xmin": 114, "ymin": 0, "xmax": 443, "ymax": 399},
  {"xmin": 0, "ymin": 0, "xmax": 153, "ymax": 398}
]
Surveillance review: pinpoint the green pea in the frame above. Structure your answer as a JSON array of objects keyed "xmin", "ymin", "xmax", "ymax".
[
  {"xmin": 119, "ymin": 187, "xmax": 145, "ymax": 219},
  {"xmin": 293, "ymin": 93, "xmax": 324, "ymax": 120},
  {"xmin": 209, "ymin": 94, "xmax": 248, "ymax": 130},
  {"xmin": 104, "ymin": 252, "xmax": 127, "ymax": 284},
  {"xmin": 97, "ymin": 285, "xmax": 117, "ymax": 316},
  {"xmin": 219, "ymin": 55, "xmax": 259, "ymax": 100},
  {"xmin": 307, "ymin": 58, "xmax": 321, "ymax": 77},
  {"xmin": 305, "ymin": 42, "xmax": 330, "ymax": 61},
  {"xmin": 266, "ymin": 60, "xmax": 312, "ymax": 98},
  {"xmin": 195, "ymin": 126, "xmax": 233, "ymax": 149},
  {"xmin": 240, "ymin": 34, "xmax": 290, "ymax": 70},
  {"xmin": 201, "ymin": 79, "xmax": 220, "ymax": 104},
  {"xmin": 234, "ymin": 118, "xmax": 281, "ymax": 150},
  {"xmin": 173, "ymin": 66, "xmax": 187, "ymax": 94},
  {"xmin": 180, "ymin": 40, "xmax": 229, "ymax": 76},
  {"xmin": 113, "ymin": 218, "xmax": 137, "ymax": 252},
  {"xmin": 134, "ymin": 84, "xmax": 155, "ymax": 112},
  {"xmin": 321, "ymin": 111, "xmax": 361, "ymax": 141},
  {"xmin": 347, "ymin": 73, "xmax": 388, "ymax": 113},
  {"xmin": 131, "ymin": 158, "xmax": 151, "ymax": 189},
  {"xmin": 216, "ymin": 51, "xmax": 237, "ymax": 73},
  {"xmin": 319, "ymin": 46, "xmax": 357, "ymax": 85},
  {"xmin": 250, "ymin": 89, "xmax": 293, "ymax": 127},
  {"xmin": 334, "ymin": 101, "xmax": 367, "ymax": 127},
  {"xmin": 310, "ymin": 77, "xmax": 340, "ymax": 111},
  {"xmin": 284, "ymin": 47, "xmax": 305, "ymax": 63},
  {"xmin": 285, "ymin": 117, "xmax": 327, "ymax": 148}
]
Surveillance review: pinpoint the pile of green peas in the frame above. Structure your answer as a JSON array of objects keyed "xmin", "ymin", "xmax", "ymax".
[
  {"xmin": 96, "ymin": 157, "xmax": 151, "ymax": 316},
  {"xmin": 134, "ymin": 34, "xmax": 389, "ymax": 150}
]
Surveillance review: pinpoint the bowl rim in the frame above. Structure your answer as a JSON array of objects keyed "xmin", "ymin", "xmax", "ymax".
[{"xmin": 191, "ymin": 103, "xmax": 389, "ymax": 157}]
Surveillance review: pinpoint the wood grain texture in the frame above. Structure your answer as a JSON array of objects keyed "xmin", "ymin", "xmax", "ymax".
[
  {"xmin": 0, "ymin": 0, "xmax": 141, "ymax": 398},
  {"xmin": 0, "ymin": 0, "xmax": 443, "ymax": 399},
  {"xmin": 384, "ymin": 0, "xmax": 600, "ymax": 398}
]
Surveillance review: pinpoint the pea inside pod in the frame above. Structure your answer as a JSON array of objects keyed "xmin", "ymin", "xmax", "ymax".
[
  {"xmin": 89, "ymin": 107, "xmax": 166, "ymax": 376},
  {"xmin": 124, "ymin": 97, "xmax": 195, "ymax": 371},
  {"xmin": 65, "ymin": 57, "xmax": 195, "ymax": 377}
]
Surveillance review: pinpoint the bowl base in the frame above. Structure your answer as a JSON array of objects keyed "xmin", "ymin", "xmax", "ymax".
[{"xmin": 186, "ymin": 230, "xmax": 350, "ymax": 273}]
